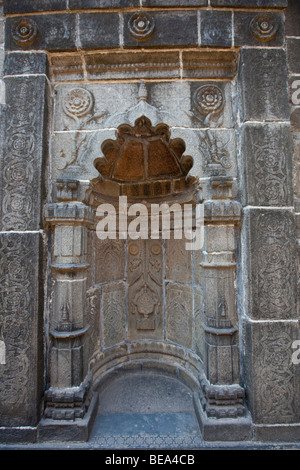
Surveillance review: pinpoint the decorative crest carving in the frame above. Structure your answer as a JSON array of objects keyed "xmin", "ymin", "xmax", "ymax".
[{"xmin": 95, "ymin": 116, "xmax": 197, "ymax": 198}]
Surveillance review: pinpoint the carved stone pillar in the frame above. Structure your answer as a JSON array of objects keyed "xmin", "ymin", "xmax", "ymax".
[
  {"xmin": 0, "ymin": 52, "xmax": 49, "ymax": 442},
  {"xmin": 238, "ymin": 47, "xmax": 299, "ymax": 441},
  {"xmin": 39, "ymin": 179, "xmax": 98, "ymax": 441},
  {"xmin": 194, "ymin": 177, "xmax": 252, "ymax": 441}
]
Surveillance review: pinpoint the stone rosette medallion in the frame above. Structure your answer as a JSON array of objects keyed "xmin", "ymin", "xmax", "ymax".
[
  {"xmin": 63, "ymin": 87, "xmax": 94, "ymax": 119},
  {"xmin": 193, "ymin": 85, "xmax": 224, "ymax": 118},
  {"xmin": 249, "ymin": 14, "xmax": 279, "ymax": 42},
  {"xmin": 128, "ymin": 12, "xmax": 155, "ymax": 41},
  {"xmin": 12, "ymin": 17, "xmax": 38, "ymax": 47}
]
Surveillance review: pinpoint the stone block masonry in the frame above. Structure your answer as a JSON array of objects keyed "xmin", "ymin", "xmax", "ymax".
[{"xmin": 0, "ymin": 0, "xmax": 299, "ymax": 447}]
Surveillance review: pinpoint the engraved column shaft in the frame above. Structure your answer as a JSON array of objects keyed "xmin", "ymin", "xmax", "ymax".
[
  {"xmin": 45, "ymin": 200, "xmax": 94, "ymax": 390},
  {"xmin": 201, "ymin": 177, "xmax": 241, "ymax": 387}
]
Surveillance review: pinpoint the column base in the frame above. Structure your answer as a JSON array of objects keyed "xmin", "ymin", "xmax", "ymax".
[
  {"xmin": 38, "ymin": 391, "xmax": 99, "ymax": 442},
  {"xmin": 193, "ymin": 393, "xmax": 253, "ymax": 442}
]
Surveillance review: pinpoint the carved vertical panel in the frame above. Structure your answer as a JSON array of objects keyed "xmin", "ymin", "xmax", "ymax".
[
  {"xmin": 245, "ymin": 321, "xmax": 299, "ymax": 424},
  {"xmin": 87, "ymin": 288, "xmax": 100, "ymax": 360},
  {"xmin": 102, "ymin": 282, "xmax": 126, "ymax": 349},
  {"xmin": 165, "ymin": 239, "xmax": 192, "ymax": 284},
  {"xmin": 165, "ymin": 283, "xmax": 193, "ymax": 349},
  {"xmin": 194, "ymin": 287, "xmax": 204, "ymax": 360},
  {"xmin": 127, "ymin": 239, "xmax": 163, "ymax": 340},
  {"xmin": 94, "ymin": 238, "xmax": 125, "ymax": 284},
  {"xmin": 0, "ymin": 75, "xmax": 48, "ymax": 231},
  {"xmin": 246, "ymin": 209, "xmax": 297, "ymax": 320},
  {"xmin": 242, "ymin": 124, "xmax": 293, "ymax": 207},
  {"xmin": 0, "ymin": 233, "xmax": 43, "ymax": 426}
]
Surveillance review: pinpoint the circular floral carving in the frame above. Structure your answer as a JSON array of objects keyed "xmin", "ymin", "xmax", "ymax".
[
  {"xmin": 5, "ymin": 161, "xmax": 33, "ymax": 185},
  {"xmin": 12, "ymin": 18, "xmax": 38, "ymax": 47},
  {"xmin": 63, "ymin": 87, "xmax": 94, "ymax": 118},
  {"xmin": 151, "ymin": 244, "xmax": 161, "ymax": 256},
  {"xmin": 8, "ymin": 132, "xmax": 34, "ymax": 157},
  {"xmin": 129, "ymin": 243, "xmax": 140, "ymax": 256},
  {"xmin": 250, "ymin": 14, "xmax": 279, "ymax": 42},
  {"xmin": 257, "ymin": 179, "xmax": 284, "ymax": 202},
  {"xmin": 128, "ymin": 12, "xmax": 155, "ymax": 41},
  {"xmin": 193, "ymin": 85, "xmax": 224, "ymax": 116}
]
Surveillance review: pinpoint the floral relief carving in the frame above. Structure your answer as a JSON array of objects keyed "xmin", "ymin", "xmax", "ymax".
[
  {"xmin": 188, "ymin": 85, "xmax": 225, "ymax": 127},
  {"xmin": 57, "ymin": 87, "xmax": 105, "ymax": 172},
  {"xmin": 0, "ymin": 234, "xmax": 35, "ymax": 409},
  {"xmin": 198, "ymin": 130, "xmax": 232, "ymax": 175},
  {"xmin": 250, "ymin": 127, "xmax": 289, "ymax": 205},
  {"xmin": 2, "ymin": 81, "xmax": 39, "ymax": 231},
  {"xmin": 255, "ymin": 326, "xmax": 295, "ymax": 423},
  {"xmin": 253, "ymin": 211, "xmax": 296, "ymax": 319}
]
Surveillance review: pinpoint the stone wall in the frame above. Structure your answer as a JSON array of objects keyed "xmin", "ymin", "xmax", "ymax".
[{"xmin": 0, "ymin": 0, "xmax": 299, "ymax": 445}]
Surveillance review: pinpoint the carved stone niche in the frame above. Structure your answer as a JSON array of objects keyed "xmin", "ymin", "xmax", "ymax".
[{"xmin": 91, "ymin": 115, "xmax": 200, "ymax": 344}]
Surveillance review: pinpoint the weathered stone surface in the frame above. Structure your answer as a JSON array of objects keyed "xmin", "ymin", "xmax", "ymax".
[
  {"xmin": 287, "ymin": 38, "xmax": 300, "ymax": 74},
  {"xmin": 4, "ymin": 0, "xmax": 67, "ymax": 13},
  {"xmin": 290, "ymin": 108, "xmax": 300, "ymax": 133},
  {"xmin": 123, "ymin": 11, "xmax": 198, "ymax": 48},
  {"xmin": 194, "ymin": 287, "xmax": 204, "ymax": 361},
  {"xmin": 239, "ymin": 48, "xmax": 290, "ymax": 122},
  {"xmin": 51, "ymin": 130, "xmax": 114, "ymax": 181},
  {"xmin": 87, "ymin": 287, "xmax": 101, "ymax": 360},
  {"xmin": 241, "ymin": 123, "xmax": 294, "ymax": 207},
  {"xmin": 78, "ymin": 13, "xmax": 120, "ymax": 50},
  {"xmin": 0, "ymin": 232, "xmax": 44, "ymax": 427},
  {"xmin": 165, "ymin": 239, "xmax": 192, "ymax": 284},
  {"xmin": 243, "ymin": 320, "xmax": 300, "ymax": 424},
  {"xmin": 94, "ymin": 238, "xmax": 125, "ymax": 284},
  {"xmin": 102, "ymin": 282, "xmax": 126, "ymax": 349},
  {"xmin": 0, "ymin": 75, "xmax": 48, "ymax": 231},
  {"xmin": 200, "ymin": 11, "xmax": 232, "ymax": 48},
  {"xmin": 243, "ymin": 208, "xmax": 297, "ymax": 320},
  {"xmin": 285, "ymin": 0, "xmax": 300, "ymax": 37},
  {"xmin": 143, "ymin": 0, "xmax": 208, "ymax": 5},
  {"xmin": 50, "ymin": 54, "xmax": 84, "ymax": 82},
  {"xmin": 4, "ymin": 51, "xmax": 48, "ymax": 76},
  {"xmin": 166, "ymin": 283, "xmax": 193, "ymax": 349},
  {"xmin": 53, "ymin": 83, "xmax": 138, "ymax": 131},
  {"xmin": 181, "ymin": 50, "xmax": 238, "ymax": 79},
  {"xmin": 211, "ymin": 0, "xmax": 287, "ymax": 6},
  {"xmin": 234, "ymin": 12, "xmax": 284, "ymax": 47},
  {"xmin": 5, "ymin": 14, "xmax": 77, "ymax": 51},
  {"xmin": 173, "ymin": 128, "xmax": 237, "ymax": 180},
  {"xmin": 85, "ymin": 51, "xmax": 180, "ymax": 81},
  {"xmin": 70, "ymin": 0, "xmax": 139, "ymax": 8}
]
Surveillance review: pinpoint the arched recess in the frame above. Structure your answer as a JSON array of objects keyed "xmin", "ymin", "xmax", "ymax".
[
  {"xmin": 88, "ymin": 114, "xmax": 203, "ymax": 389},
  {"xmin": 42, "ymin": 112, "xmax": 251, "ymax": 441}
]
